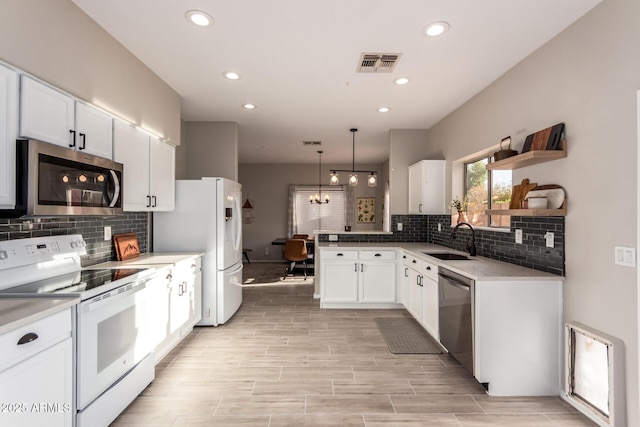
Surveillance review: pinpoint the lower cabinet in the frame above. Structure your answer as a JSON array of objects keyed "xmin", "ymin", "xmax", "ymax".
[
  {"xmin": 146, "ymin": 256, "xmax": 202, "ymax": 364},
  {"xmin": 403, "ymin": 252, "xmax": 439, "ymax": 340},
  {"xmin": 320, "ymin": 249, "xmax": 398, "ymax": 308},
  {"xmin": 0, "ymin": 309, "xmax": 73, "ymax": 427}
]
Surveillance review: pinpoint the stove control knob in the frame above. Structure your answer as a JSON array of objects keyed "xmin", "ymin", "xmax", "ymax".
[
  {"xmin": 71, "ymin": 241, "xmax": 79, "ymax": 249},
  {"xmin": 0, "ymin": 250, "xmax": 8, "ymax": 260}
]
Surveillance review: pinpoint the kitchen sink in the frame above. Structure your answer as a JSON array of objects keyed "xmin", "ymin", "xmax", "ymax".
[{"xmin": 421, "ymin": 252, "xmax": 470, "ymax": 261}]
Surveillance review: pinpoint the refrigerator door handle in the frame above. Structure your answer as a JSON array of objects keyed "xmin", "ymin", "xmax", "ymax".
[
  {"xmin": 232, "ymin": 194, "xmax": 242, "ymax": 251},
  {"xmin": 228, "ymin": 262, "xmax": 244, "ymax": 275}
]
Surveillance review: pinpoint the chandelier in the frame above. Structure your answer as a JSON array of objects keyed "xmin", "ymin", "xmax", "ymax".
[
  {"xmin": 329, "ymin": 128, "xmax": 377, "ymax": 187},
  {"xmin": 310, "ymin": 150, "xmax": 330, "ymax": 204}
]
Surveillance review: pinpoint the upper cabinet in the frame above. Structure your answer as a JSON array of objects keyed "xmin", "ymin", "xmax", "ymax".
[
  {"xmin": 0, "ymin": 64, "xmax": 18, "ymax": 209},
  {"xmin": 19, "ymin": 76, "xmax": 113, "ymax": 159},
  {"xmin": 408, "ymin": 160, "xmax": 446, "ymax": 214},
  {"xmin": 113, "ymin": 119, "xmax": 175, "ymax": 212}
]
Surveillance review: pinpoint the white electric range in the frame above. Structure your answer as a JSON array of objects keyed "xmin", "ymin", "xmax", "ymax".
[{"xmin": 0, "ymin": 234, "xmax": 156, "ymax": 427}]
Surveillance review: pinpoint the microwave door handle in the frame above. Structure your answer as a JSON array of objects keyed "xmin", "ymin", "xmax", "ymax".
[{"xmin": 108, "ymin": 170, "xmax": 121, "ymax": 208}]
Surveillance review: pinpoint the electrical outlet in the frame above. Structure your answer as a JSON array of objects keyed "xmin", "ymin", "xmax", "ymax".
[
  {"xmin": 104, "ymin": 226, "xmax": 111, "ymax": 241},
  {"xmin": 397, "ymin": 223, "xmax": 403, "ymax": 231},
  {"xmin": 515, "ymin": 229, "xmax": 523, "ymax": 244},
  {"xmin": 264, "ymin": 247, "xmax": 270, "ymax": 256},
  {"xmin": 328, "ymin": 234, "xmax": 338, "ymax": 241},
  {"xmin": 437, "ymin": 223, "xmax": 442, "ymax": 232},
  {"xmin": 545, "ymin": 232, "xmax": 554, "ymax": 248}
]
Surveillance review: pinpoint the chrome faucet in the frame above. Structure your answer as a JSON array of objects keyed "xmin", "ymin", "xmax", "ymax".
[{"xmin": 451, "ymin": 222, "xmax": 477, "ymax": 256}]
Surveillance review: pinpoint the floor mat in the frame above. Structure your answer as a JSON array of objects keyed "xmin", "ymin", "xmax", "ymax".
[{"xmin": 374, "ymin": 317, "xmax": 443, "ymax": 354}]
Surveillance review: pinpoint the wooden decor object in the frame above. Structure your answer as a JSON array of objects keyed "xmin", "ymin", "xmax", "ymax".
[
  {"xmin": 509, "ymin": 179, "xmax": 538, "ymax": 209},
  {"xmin": 113, "ymin": 233, "xmax": 141, "ymax": 261}
]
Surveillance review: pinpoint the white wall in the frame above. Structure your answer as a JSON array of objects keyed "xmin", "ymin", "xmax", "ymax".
[
  {"xmin": 184, "ymin": 122, "xmax": 238, "ymax": 181},
  {"xmin": 0, "ymin": 0, "xmax": 181, "ymax": 144},
  {"xmin": 425, "ymin": 0, "xmax": 640, "ymax": 423}
]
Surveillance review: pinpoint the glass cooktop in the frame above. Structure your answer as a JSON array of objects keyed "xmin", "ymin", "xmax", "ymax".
[{"xmin": 0, "ymin": 268, "xmax": 148, "ymax": 296}]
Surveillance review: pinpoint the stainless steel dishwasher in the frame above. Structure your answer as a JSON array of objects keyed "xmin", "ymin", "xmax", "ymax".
[{"xmin": 438, "ymin": 267, "xmax": 474, "ymax": 375}]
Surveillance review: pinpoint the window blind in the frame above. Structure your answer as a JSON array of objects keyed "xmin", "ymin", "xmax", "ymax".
[{"xmin": 295, "ymin": 187, "xmax": 345, "ymax": 234}]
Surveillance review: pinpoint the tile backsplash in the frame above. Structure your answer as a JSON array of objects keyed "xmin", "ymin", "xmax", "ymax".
[
  {"xmin": 318, "ymin": 214, "xmax": 565, "ymax": 275},
  {"xmin": 0, "ymin": 213, "xmax": 148, "ymax": 267}
]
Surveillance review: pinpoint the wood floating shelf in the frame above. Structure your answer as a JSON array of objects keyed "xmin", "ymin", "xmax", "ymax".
[
  {"xmin": 486, "ymin": 140, "xmax": 567, "ymax": 171},
  {"xmin": 486, "ymin": 205, "xmax": 567, "ymax": 217}
]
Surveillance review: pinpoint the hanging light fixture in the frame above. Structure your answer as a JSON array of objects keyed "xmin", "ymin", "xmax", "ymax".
[
  {"xmin": 330, "ymin": 128, "xmax": 377, "ymax": 187},
  {"xmin": 310, "ymin": 150, "xmax": 330, "ymax": 204}
]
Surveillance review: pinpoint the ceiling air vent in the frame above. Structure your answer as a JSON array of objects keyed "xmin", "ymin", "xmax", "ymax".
[
  {"xmin": 303, "ymin": 141, "xmax": 322, "ymax": 146},
  {"xmin": 357, "ymin": 53, "xmax": 402, "ymax": 73}
]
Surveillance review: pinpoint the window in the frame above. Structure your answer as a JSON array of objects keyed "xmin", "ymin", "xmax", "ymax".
[
  {"xmin": 294, "ymin": 187, "xmax": 345, "ymax": 235},
  {"xmin": 464, "ymin": 157, "xmax": 512, "ymax": 227}
]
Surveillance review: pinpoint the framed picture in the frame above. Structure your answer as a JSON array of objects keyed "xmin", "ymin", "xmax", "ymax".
[{"xmin": 357, "ymin": 197, "xmax": 375, "ymax": 223}]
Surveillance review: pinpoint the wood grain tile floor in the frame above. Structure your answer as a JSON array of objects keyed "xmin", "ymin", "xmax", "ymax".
[{"xmin": 111, "ymin": 283, "xmax": 596, "ymax": 426}]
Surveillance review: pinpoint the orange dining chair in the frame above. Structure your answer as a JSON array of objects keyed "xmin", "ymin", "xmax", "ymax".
[{"xmin": 282, "ymin": 238, "xmax": 308, "ymax": 280}]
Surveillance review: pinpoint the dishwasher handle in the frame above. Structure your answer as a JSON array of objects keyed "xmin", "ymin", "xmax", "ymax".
[{"xmin": 438, "ymin": 273, "xmax": 471, "ymax": 291}]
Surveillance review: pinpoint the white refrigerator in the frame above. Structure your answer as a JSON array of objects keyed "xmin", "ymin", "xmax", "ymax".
[{"xmin": 153, "ymin": 177, "xmax": 243, "ymax": 326}]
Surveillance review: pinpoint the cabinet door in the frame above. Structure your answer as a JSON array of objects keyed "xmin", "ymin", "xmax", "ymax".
[
  {"xmin": 407, "ymin": 162, "xmax": 423, "ymax": 214},
  {"xmin": 0, "ymin": 64, "xmax": 17, "ymax": 208},
  {"xmin": 75, "ymin": 102, "xmax": 113, "ymax": 159},
  {"xmin": 421, "ymin": 160, "xmax": 446, "ymax": 214},
  {"xmin": 322, "ymin": 262, "xmax": 358, "ymax": 303},
  {"xmin": 0, "ymin": 338, "xmax": 73, "ymax": 427},
  {"xmin": 113, "ymin": 119, "xmax": 150, "ymax": 211},
  {"xmin": 399, "ymin": 264, "xmax": 410, "ymax": 308},
  {"xmin": 408, "ymin": 270, "xmax": 422, "ymax": 320},
  {"xmin": 145, "ymin": 271, "xmax": 171, "ymax": 360},
  {"xmin": 359, "ymin": 261, "xmax": 396, "ymax": 303},
  {"xmin": 19, "ymin": 76, "xmax": 74, "ymax": 147},
  {"xmin": 149, "ymin": 136, "xmax": 175, "ymax": 211},
  {"xmin": 422, "ymin": 275, "xmax": 439, "ymax": 340}
]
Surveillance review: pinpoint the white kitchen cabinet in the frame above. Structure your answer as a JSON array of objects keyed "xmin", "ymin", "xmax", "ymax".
[
  {"xmin": 145, "ymin": 257, "xmax": 202, "ymax": 364},
  {"xmin": 19, "ymin": 76, "xmax": 112, "ymax": 158},
  {"xmin": 408, "ymin": 160, "xmax": 446, "ymax": 214},
  {"xmin": 0, "ymin": 308, "xmax": 73, "ymax": 427},
  {"xmin": 0, "ymin": 64, "xmax": 18, "ymax": 209},
  {"xmin": 113, "ymin": 119, "xmax": 175, "ymax": 212},
  {"xmin": 473, "ymin": 278, "xmax": 563, "ymax": 396},
  {"xmin": 321, "ymin": 250, "xmax": 359, "ymax": 304},
  {"xmin": 320, "ymin": 249, "xmax": 399, "ymax": 308},
  {"xmin": 420, "ymin": 260, "xmax": 439, "ymax": 340},
  {"xmin": 74, "ymin": 101, "xmax": 113, "ymax": 159}
]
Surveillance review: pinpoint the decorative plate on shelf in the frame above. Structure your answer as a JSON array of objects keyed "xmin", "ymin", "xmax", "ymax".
[{"xmin": 525, "ymin": 185, "xmax": 566, "ymax": 209}]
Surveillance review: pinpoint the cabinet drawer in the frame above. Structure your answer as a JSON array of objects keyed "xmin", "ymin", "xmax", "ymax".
[
  {"xmin": 422, "ymin": 260, "xmax": 438, "ymax": 281},
  {"xmin": 0, "ymin": 308, "xmax": 71, "ymax": 371},
  {"xmin": 322, "ymin": 250, "xmax": 358, "ymax": 260},
  {"xmin": 402, "ymin": 253, "xmax": 422, "ymax": 269},
  {"xmin": 359, "ymin": 250, "xmax": 396, "ymax": 260}
]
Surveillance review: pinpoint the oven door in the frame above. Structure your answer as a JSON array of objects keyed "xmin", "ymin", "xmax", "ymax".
[{"xmin": 77, "ymin": 280, "xmax": 150, "ymax": 409}]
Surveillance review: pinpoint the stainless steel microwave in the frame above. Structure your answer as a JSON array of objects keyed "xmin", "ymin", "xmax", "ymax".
[{"xmin": 1, "ymin": 140, "xmax": 123, "ymax": 217}]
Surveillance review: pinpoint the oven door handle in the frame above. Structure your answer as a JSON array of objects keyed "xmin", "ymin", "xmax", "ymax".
[
  {"xmin": 82, "ymin": 281, "xmax": 147, "ymax": 312},
  {"xmin": 107, "ymin": 170, "xmax": 121, "ymax": 208}
]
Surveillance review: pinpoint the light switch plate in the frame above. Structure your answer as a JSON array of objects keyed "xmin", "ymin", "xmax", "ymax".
[
  {"xmin": 515, "ymin": 229, "xmax": 523, "ymax": 244},
  {"xmin": 615, "ymin": 246, "xmax": 636, "ymax": 267},
  {"xmin": 397, "ymin": 223, "xmax": 403, "ymax": 231},
  {"xmin": 104, "ymin": 226, "xmax": 112, "ymax": 241},
  {"xmin": 438, "ymin": 223, "xmax": 442, "ymax": 232}
]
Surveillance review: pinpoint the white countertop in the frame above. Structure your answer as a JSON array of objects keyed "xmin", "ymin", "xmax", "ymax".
[
  {"xmin": 93, "ymin": 252, "xmax": 204, "ymax": 268},
  {"xmin": 0, "ymin": 296, "xmax": 79, "ymax": 335},
  {"xmin": 318, "ymin": 241, "xmax": 563, "ymax": 282}
]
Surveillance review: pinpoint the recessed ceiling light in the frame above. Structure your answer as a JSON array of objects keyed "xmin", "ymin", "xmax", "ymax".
[
  {"xmin": 422, "ymin": 21, "xmax": 450, "ymax": 37},
  {"xmin": 185, "ymin": 10, "xmax": 214, "ymax": 27},
  {"xmin": 242, "ymin": 103, "xmax": 256, "ymax": 110},
  {"xmin": 377, "ymin": 107, "xmax": 391, "ymax": 113},
  {"xmin": 224, "ymin": 71, "xmax": 240, "ymax": 80},
  {"xmin": 393, "ymin": 77, "xmax": 410, "ymax": 85}
]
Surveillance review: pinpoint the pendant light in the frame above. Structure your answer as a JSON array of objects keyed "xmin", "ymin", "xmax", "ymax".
[
  {"xmin": 330, "ymin": 128, "xmax": 377, "ymax": 187},
  {"xmin": 310, "ymin": 150, "xmax": 329, "ymax": 204}
]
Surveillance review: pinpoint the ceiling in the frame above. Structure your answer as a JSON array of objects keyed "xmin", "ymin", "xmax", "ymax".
[{"xmin": 71, "ymin": 0, "xmax": 599, "ymax": 165}]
